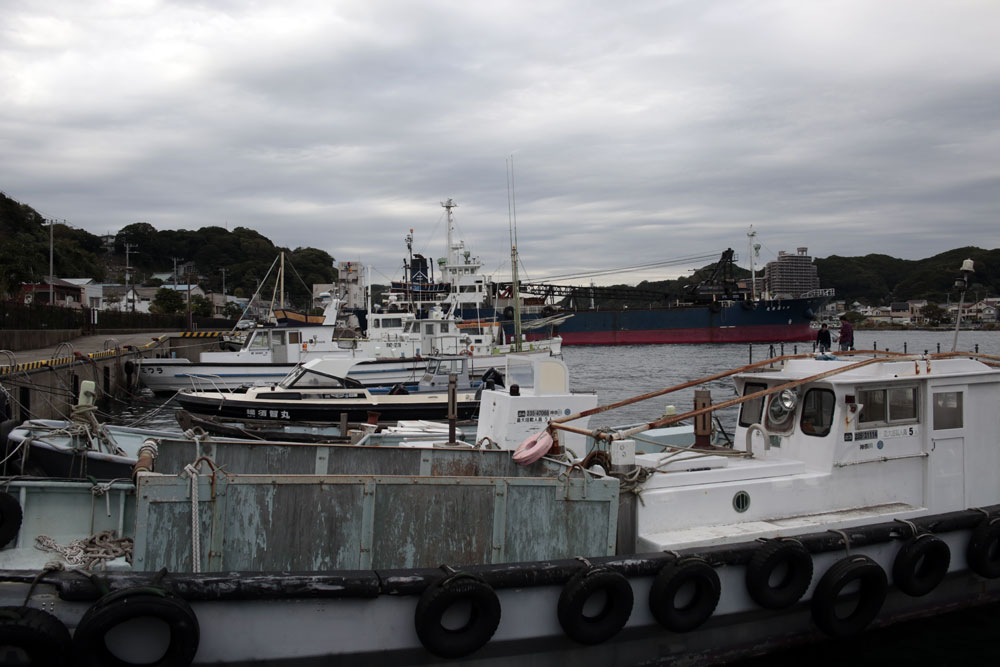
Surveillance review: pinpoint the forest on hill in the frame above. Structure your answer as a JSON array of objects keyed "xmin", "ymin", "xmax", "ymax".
[
  {"xmin": 0, "ymin": 193, "xmax": 335, "ymax": 309},
  {"xmin": 1, "ymin": 192, "xmax": 997, "ymax": 309}
]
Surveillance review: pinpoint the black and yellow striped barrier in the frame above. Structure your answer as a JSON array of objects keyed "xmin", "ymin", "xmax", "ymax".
[
  {"xmin": 179, "ymin": 331, "xmax": 223, "ymax": 338},
  {"xmin": 0, "ymin": 336, "xmax": 171, "ymax": 376}
]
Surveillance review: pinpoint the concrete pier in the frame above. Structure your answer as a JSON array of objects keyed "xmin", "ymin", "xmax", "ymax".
[{"xmin": 0, "ymin": 332, "xmax": 225, "ymax": 422}]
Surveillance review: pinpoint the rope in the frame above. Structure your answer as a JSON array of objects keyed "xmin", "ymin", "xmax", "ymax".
[
  {"xmin": 34, "ymin": 531, "xmax": 133, "ymax": 570},
  {"xmin": 183, "ymin": 463, "xmax": 202, "ymax": 573}
]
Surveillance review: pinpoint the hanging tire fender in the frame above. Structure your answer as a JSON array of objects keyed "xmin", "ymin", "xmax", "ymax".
[
  {"xmin": 73, "ymin": 587, "xmax": 200, "ymax": 667},
  {"xmin": 502, "ymin": 306, "xmax": 515, "ymax": 320},
  {"xmin": 745, "ymin": 538, "xmax": 813, "ymax": 609},
  {"xmin": 0, "ymin": 491, "xmax": 23, "ymax": 549},
  {"xmin": 967, "ymin": 517, "xmax": 1000, "ymax": 579},
  {"xmin": 414, "ymin": 573, "xmax": 501, "ymax": 659},
  {"xmin": 893, "ymin": 534, "xmax": 951, "ymax": 596},
  {"xmin": 0, "ymin": 606, "xmax": 72, "ymax": 666},
  {"xmin": 557, "ymin": 567, "xmax": 634, "ymax": 645},
  {"xmin": 810, "ymin": 555, "xmax": 887, "ymax": 638},
  {"xmin": 648, "ymin": 557, "xmax": 720, "ymax": 632}
]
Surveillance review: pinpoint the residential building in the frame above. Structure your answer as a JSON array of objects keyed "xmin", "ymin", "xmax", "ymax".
[
  {"xmin": 20, "ymin": 277, "xmax": 84, "ymax": 308},
  {"xmin": 763, "ymin": 248, "xmax": 820, "ymax": 298}
]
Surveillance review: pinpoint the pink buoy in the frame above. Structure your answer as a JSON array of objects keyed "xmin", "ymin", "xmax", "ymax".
[{"xmin": 513, "ymin": 430, "xmax": 554, "ymax": 465}]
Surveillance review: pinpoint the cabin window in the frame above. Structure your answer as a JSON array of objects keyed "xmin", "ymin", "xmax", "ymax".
[
  {"xmin": 289, "ymin": 331, "xmax": 301, "ymax": 344},
  {"xmin": 249, "ymin": 332, "xmax": 269, "ymax": 349},
  {"xmin": 291, "ymin": 371, "xmax": 346, "ymax": 389},
  {"xmin": 371, "ymin": 320, "xmax": 380, "ymax": 329},
  {"xmin": 739, "ymin": 382, "xmax": 767, "ymax": 427},
  {"xmin": 857, "ymin": 389, "xmax": 886, "ymax": 424},
  {"xmin": 857, "ymin": 385, "xmax": 919, "ymax": 426},
  {"xmin": 271, "ymin": 331, "xmax": 286, "ymax": 346},
  {"xmin": 800, "ymin": 389, "xmax": 835, "ymax": 437},
  {"xmin": 425, "ymin": 324, "xmax": 435, "ymax": 335},
  {"xmin": 933, "ymin": 391, "xmax": 963, "ymax": 430}
]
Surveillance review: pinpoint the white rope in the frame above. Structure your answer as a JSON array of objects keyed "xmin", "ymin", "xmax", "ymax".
[
  {"xmin": 34, "ymin": 530, "xmax": 133, "ymax": 570},
  {"xmin": 183, "ymin": 463, "xmax": 202, "ymax": 573}
]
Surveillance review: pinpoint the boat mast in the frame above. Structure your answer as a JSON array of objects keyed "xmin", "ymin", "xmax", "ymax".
[
  {"xmin": 507, "ymin": 157, "xmax": 522, "ymax": 351},
  {"xmin": 747, "ymin": 226, "xmax": 758, "ymax": 301},
  {"xmin": 279, "ymin": 251, "xmax": 285, "ymax": 310}
]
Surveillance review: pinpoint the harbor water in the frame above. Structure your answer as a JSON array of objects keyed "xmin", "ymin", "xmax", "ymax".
[{"xmin": 103, "ymin": 329, "xmax": 1000, "ymax": 665}]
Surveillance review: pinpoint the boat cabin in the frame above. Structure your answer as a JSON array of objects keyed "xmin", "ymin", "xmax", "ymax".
[{"xmin": 623, "ymin": 355, "xmax": 1000, "ymax": 552}]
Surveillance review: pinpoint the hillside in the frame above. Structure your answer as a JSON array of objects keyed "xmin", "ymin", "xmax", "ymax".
[
  {"xmin": 1, "ymin": 192, "xmax": 996, "ymax": 307},
  {"xmin": 0, "ymin": 193, "xmax": 335, "ymax": 309}
]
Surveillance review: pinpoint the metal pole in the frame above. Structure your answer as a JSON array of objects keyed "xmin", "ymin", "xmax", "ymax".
[
  {"xmin": 952, "ymin": 289, "xmax": 965, "ymax": 352},
  {"xmin": 447, "ymin": 373, "xmax": 457, "ymax": 444},
  {"xmin": 49, "ymin": 219, "xmax": 54, "ymax": 304}
]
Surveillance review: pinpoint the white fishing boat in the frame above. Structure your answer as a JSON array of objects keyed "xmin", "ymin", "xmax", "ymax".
[
  {"xmin": 139, "ymin": 296, "xmax": 562, "ymax": 394},
  {"xmin": 1, "ymin": 349, "xmax": 999, "ymax": 666}
]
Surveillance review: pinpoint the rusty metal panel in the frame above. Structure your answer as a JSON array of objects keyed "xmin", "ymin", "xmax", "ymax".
[
  {"xmin": 369, "ymin": 480, "xmax": 497, "ymax": 568},
  {"xmin": 503, "ymin": 480, "xmax": 619, "ymax": 561}
]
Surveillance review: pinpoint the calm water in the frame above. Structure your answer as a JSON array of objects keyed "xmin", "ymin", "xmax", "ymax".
[{"xmin": 103, "ymin": 330, "xmax": 1000, "ymax": 664}]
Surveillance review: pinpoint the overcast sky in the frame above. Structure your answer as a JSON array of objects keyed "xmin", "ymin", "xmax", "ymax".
[{"xmin": 3, "ymin": 0, "xmax": 999, "ymax": 286}]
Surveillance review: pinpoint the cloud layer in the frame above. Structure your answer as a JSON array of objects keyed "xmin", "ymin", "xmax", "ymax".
[{"xmin": 3, "ymin": 0, "xmax": 999, "ymax": 285}]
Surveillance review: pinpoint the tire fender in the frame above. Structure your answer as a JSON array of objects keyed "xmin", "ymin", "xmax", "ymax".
[
  {"xmin": 0, "ymin": 492, "xmax": 23, "ymax": 549},
  {"xmin": 810, "ymin": 555, "xmax": 887, "ymax": 637},
  {"xmin": 893, "ymin": 534, "xmax": 950, "ymax": 596},
  {"xmin": 73, "ymin": 587, "xmax": 200, "ymax": 667},
  {"xmin": 967, "ymin": 517, "xmax": 1000, "ymax": 579},
  {"xmin": 557, "ymin": 567, "xmax": 633, "ymax": 645},
  {"xmin": 745, "ymin": 538, "xmax": 813, "ymax": 609},
  {"xmin": 0, "ymin": 606, "xmax": 72, "ymax": 666},
  {"xmin": 414, "ymin": 574, "xmax": 501, "ymax": 659},
  {"xmin": 648, "ymin": 558, "xmax": 720, "ymax": 632}
]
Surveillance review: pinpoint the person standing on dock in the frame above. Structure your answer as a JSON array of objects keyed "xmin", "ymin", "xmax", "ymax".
[
  {"xmin": 838, "ymin": 315, "xmax": 854, "ymax": 351},
  {"xmin": 816, "ymin": 324, "xmax": 832, "ymax": 353}
]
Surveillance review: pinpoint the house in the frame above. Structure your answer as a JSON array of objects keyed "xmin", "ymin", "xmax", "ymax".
[
  {"xmin": 20, "ymin": 277, "xmax": 84, "ymax": 308},
  {"xmin": 64, "ymin": 278, "xmax": 105, "ymax": 310}
]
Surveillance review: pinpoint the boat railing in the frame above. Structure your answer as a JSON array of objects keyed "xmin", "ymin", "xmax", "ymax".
[
  {"xmin": 184, "ymin": 373, "xmax": 238, "ymax": 394},
  {"xmin": 549, "ymin": 350, "xmax": 1000, "ymax": 450}
]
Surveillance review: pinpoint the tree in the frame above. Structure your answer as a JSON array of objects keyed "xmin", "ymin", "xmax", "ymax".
[
  {"xmin": 151, "ymin": 288, "xmax": 184, "ymax": 314},
  {"xmin": 222, "ymin": 301, "xmax": 245, "ymax": 320},
  {"xmin": 921, "ymin": 303, "xmax": 950, "ymax": 326},
  {"xmin": 190, "ymin": 295, "xmax": 213, "ymax": 317}
]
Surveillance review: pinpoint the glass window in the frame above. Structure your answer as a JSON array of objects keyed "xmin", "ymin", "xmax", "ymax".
[
  {"xmin": 800, "ymin": 389, "xmax": 835, "ymax": 437},
  {"xmin": 289, "ymin": 331, "xmax": 301, "ymax": 344},
  {"xmin": 933, "ymin": 392, "xmax": 963, "ymax": 430},
  {"xmin": 249, "ymin": 332, "xmax": 269, "ymax": 349},
  {"xmin": 271, "ymin": 331, "xmax": 285, "ymax": 346},
  {"xmin": 739, "ymin": 382, "xmax": 767, "ymax": 427},
  {"xmin": 290, "ymin": 371, "xmax": 346, "ymax": 389},
  {"xmin": 888, "ymin": 387, "xmax": 917, "ymax": 421},
  {"xmin": 858, "ymin": 389, "xmax": 886, "ymax": 425}
]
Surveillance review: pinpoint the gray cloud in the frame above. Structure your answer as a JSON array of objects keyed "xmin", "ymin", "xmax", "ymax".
[{"xmin": 2, "ymin": 0, "xmax": 998, "ymax": 287}]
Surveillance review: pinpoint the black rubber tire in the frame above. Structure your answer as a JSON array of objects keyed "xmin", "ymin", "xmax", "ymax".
[
  {"xmin": 414, "ymin": 575, "xmax": 501, "ymax": 659},
  {"xmin": 541, "ymin": 306, "xmax": 555, "ymax": 317},
  {"xmin": 73, "ymin": 587, "xmax": 200, "ymax": 667},
  {"xmin": 893, "ymin": 535, "xmax": 951, "ymax": 596},
  {"xmin": 0, "ymin": 606, "xmax": 72, "ymax": 666},
  {"xmin": 0, "ymin": 492, "xmax": 23, "ymax": 549},
  {"xmin": 967, "ymin": 518, "xmax": 1000, "ymax": 579},
  {"xmin": 745, "ymin": 539, "xmax": 813, "ymax": 609},
  {"xmin": 502, "ymin": 306, "xmax": 515, "ymax": 320},
  {"xmin": 648, "ymin": 558, "xmax": 720, "ymax": 632},
  {"xmin": 557, "ymin": 568, "xmax": 633, "ymax": 645},
  {"xmin": 810, "ymin": 555, "xmax": 888, "ymax": 638}
]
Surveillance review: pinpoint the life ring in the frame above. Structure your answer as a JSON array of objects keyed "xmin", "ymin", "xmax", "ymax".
[
  {"xmin": 502, "ymin": 306, "xmax": 515, "ymax": 320},
  {"xmin": 967, "ymin": 517, "xmax": 1000, "ymax": 579},
  {"xmin": 557, "ymin": 567, "xmax": 633, "ymax": 645},
  {"xmin": 893, "ymin": 534, "xmax": 950, "ymax": 596},
  {"xmin": 512, "ymin": 430, "xmax": 553, "ymax": 466},
  {"xmin": 0, "ymin": 606, "xmax": 72, "ymax": 666},
  {"xmin": 745, "ymin": 538, "xmax": 813, "ymax": 609},
  {"xmin": 648, "ymin": 558, "xmax": 720, "ymax": 632},
  {"xmin": 414, "ymin": 574, "xmax": 501, "ymax": 659},
  {"xmin": 810, "ymin": 555, "xmax": 887, "ymax": 637},
  {"xmin": 0, "ymin": 492, "xmax": 23, "ymax": 549},
  {"xmin": 73, "ymin": 586, "xmax": 200, "ymax": 667}
]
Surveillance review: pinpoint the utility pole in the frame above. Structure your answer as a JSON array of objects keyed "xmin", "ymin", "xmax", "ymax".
[
  {"xmin": 171, "ymin": 257, "xmax": 184, "ymax": 286},
  {"xmin": 48, "ymin": 219, "xmax": 54, "ymax": 304},
  {"xmin": 124, "ymin": 242, "xmax": 139, "ymax": 312}
]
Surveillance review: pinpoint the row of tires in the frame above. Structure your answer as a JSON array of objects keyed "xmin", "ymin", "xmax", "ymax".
[
  {"xmin": 415, "ymin": 519, "xmax": 1000, "ymax": 659},
  {"xmin": 1, "ymin": 519, "xmax": 998, "ymax": 664}
]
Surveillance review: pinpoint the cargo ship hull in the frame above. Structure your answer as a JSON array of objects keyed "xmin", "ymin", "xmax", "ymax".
[{"xmin": 491, "ymin": 296, "xmax": 827, "ymax": 346}]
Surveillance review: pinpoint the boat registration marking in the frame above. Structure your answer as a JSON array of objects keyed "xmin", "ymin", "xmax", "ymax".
[{"xmin": 246, "ymin": 408, "xmax": 292, "ymax": 419}]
